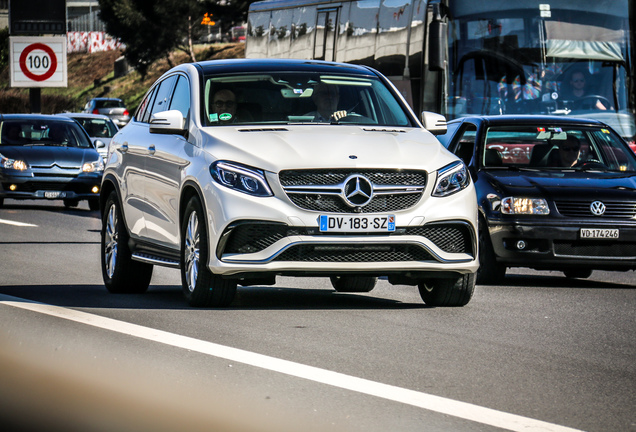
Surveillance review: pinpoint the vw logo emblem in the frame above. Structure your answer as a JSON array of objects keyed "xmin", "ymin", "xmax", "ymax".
[
  {"xmin": 342, "ymin": 175, "xmax": 373, "ymax": 207},
  {"xmin": 590, "ymin": 201, "xmax": 606, "ymax": 216}
]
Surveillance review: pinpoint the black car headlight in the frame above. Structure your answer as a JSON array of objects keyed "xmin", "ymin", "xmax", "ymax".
[
  {"xmin": 210, "ymin": 161, "xmax": 273, "ymax": 197},
  {"xmin": 82, "ymin": 158, "xmax": 104, "ymax": 173},
  {"xmin": 501, "ymin": 197, "xmax": 550, "ymax": 215},
  {"xmin": 432, "ymin": 161, "xmax": 470, "ymax": 197},
  {"xmin": 0, "ymin": 153, "xmax": 28, "ymax": 171}
]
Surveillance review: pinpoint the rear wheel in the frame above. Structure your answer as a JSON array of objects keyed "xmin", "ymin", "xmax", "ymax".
[
  {"xmin": 330, "ymin": 276, "xmax": 377, "ymax": 292},
  {"xmin": 418, "ymin": 273, "xmax": 475, "ymax": 307},
  {"xmin": 101, "ymin": 191, "xmax": 153, "ymax": 293},
  {"xmin": 181, "ymin": 196, "xmax": 237, "ymax": 307},
  {"xmin": 563, "ymin": 269, "xmax": 593, "ymax": 279}
]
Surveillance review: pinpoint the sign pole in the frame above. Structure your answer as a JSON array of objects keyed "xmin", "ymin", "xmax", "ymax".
[{"xmin": 29, "ymin": 88, "xmax": 41, "ymax": 113}]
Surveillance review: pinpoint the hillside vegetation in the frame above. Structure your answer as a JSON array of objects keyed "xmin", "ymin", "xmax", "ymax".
[{"xmin": 0, "ymin": 43, "xmax": 245, "ymax": 115}]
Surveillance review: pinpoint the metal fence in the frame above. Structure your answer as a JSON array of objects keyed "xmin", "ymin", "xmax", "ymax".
[{"xmin": 68, "ymin": 10, "xmax": 105, "ymax": 33}]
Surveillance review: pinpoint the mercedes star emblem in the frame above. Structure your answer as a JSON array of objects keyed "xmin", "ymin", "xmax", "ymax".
[{"xmin": 343, "ymin": 175, "xmax": 373, "ymax": 207}]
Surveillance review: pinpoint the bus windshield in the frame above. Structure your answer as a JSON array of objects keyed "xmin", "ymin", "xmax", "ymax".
[{"xmin": 446, "ymin": 0, "xmax": 634, "ymax": 139}]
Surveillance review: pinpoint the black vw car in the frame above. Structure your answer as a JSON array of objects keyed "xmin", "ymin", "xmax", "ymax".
[
  {"xmin": 0, "ymin": 114, "xmax": 103, "ymax": 210},
  {"xmin": 437, "ymin": 115, "xmax": 636, "ymax": 284}
]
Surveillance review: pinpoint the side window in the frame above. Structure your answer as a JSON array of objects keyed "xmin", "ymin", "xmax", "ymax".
[
  {"xmin": 136, "ymin": 87, "xmax": 156, "ymax": 124},
  {"xmin": 149, "ymin": 75, "xmax": 178, "ymax": 118},
  {"xmin": 169, "ymin": 75, "xmax": 191, "ymax": 126}
]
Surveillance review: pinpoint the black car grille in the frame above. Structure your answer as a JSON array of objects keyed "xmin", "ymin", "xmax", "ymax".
[
  {"xmin": 554, "ymin": 240, "xmax": 636, "ymax": 257},
  {"xmin": 555, "ymin": 200, "xmax": 636, "ymax": 218},
  {"xmin": 279, "ymin": 169, "xmax": 427, "ymax": 213},
  {"xmin": 274, "ymin": 244, "xmax": 434, "ymax": 262},
  {"xmin": 221, "ymin": 222, "xmax": 474, "ymax": 258}
]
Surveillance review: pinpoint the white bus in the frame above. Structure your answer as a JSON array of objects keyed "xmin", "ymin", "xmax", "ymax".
[{"xmin": 246, "ymin": 0, "xmax": 636, "ymax": 143}]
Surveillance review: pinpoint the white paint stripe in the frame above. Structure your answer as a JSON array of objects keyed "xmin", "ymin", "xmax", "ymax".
[
  {"xmin": 0, "ymin": 218, "xmax": 37, "ymax": 227},
  {"xmin": 0, "ymin": 294, "xmax": 583, "ymax": 432}
]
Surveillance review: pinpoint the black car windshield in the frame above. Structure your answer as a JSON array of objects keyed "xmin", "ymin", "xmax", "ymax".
[
  {"xmin": 202, "ymin": 72, "xmax": 413, "ymax": 127},
  {"xmin": 0, "ymin": 120, "xmax": 93, "ymax": 149},
  {"xmin": 482, "ymin": 125, "xmax": 636, "ymax": 172}
]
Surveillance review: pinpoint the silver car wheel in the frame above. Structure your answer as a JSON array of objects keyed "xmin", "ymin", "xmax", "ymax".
[
  {"xmin": 104, "ymin": 203, "xmax": 118, "ymax": 278},
  {"xmin": 184, "ymin": 211, "xmax": 200, "ymax": 293}
]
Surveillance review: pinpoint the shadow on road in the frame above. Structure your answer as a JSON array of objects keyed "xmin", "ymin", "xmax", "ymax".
[
  {"xmin": 483, "ymin": 273, "xmax": 634, "ymax": 290},
  {"xmin": 0, "ymin": 283, "xmax": 429, "ymax": 311}
]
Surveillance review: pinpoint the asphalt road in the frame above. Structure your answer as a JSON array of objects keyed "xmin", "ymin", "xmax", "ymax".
[{"xmin": 1, "ymin": 199, "xmax": 634, "ymax": 432}]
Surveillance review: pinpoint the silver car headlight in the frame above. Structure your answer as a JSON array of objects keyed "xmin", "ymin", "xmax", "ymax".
[
  {"xmin": 501, "ymin": 197, "xmax": 550, "ymax": 215},
  {"xmin": 432, "ymin": 161, "xmax": 470, "ymax": 197},
  {"xmin": 0, "ymin": 153, "xmax": 28, "ymax": 171},
  {"xmin": 210, "ymin": 161, "xmax": 273, "ymax": 197}
]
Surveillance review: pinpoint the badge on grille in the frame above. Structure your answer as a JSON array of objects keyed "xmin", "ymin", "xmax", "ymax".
[{"xmin": 590, "ymin": 201, "xmax": 606, "ymax": 216}]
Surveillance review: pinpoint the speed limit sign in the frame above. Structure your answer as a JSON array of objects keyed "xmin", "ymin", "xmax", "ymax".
[{"xmin": 10, "ymin": 36, "xmax": 67, "ymax": 87}]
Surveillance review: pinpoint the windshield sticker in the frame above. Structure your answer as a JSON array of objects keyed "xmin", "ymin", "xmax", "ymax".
[
  {"xmin": 602, "ymin": 129, "xmax": 610, "ymax": 134},
  {"xmin": 219, "ymin": 113, "xmax": 232, "ymax": 121},
  {"xmin": 209, "ymin": 113, "xmax": 219, "ymax": 122}
]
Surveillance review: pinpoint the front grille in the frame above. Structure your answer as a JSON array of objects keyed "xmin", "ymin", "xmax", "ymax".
[
  {"xmin": 555, "ymin": 200, "xmax": 636, "ymax": 218},
  {"xmin": 221, "ymin": 222, "xmax": 473, "ymax": 256},
  {"xmin": 274, "ymin": 244, "xmax": 434, "ymax": 262},
  {"xmin": 554, "ymin": 240, "xmax": 636, "ymax": 257},
  {"xmin": 279, "ymin": 169, "xmax": 427, "ymax": 213}
]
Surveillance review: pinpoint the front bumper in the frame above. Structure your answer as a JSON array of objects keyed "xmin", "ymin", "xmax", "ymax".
[
  {"xmin": 488, "ymin": 218, "xmax": 636, "ymax": 271},
  {"xmin": 0, "ymin": 173, "xmax": 102, "ymax": 201}
]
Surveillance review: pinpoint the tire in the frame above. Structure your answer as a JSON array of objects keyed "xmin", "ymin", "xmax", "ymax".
[
  {"xmin": 330, "ymin": 276, "xmax": 377, "ymax": 292},
  {"xmin": 418, "ymin": 273, "xmax": 475, "ymax": 307},
  {"xmin": 0, "ymin": 198, "xmax": 4, "ymax": 207},
  {"xmin": 181, "ymin": 196, "xmax": 237, "ymax": 307},
  {"xmin": 563, "ymin": 269, "xmax": 593, "ymax": 279},
  {"xmin": 88, "ymin": 199, "xmax": 100, "ymax": 211},
  {"xmin": 476, "ymin": 219, "xmax": 506, "ymax": 285},
  {"xmin": 64, "ymin": 199, "xmax": 79, "ymax": 208},
  {"xmin": 101, "ymin": 191, "xmax": 153, "ymax": 293}
]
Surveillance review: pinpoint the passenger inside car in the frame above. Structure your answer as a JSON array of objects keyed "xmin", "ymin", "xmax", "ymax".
[
  {"xmin": 305, "ymin": 82, "xmax": 348, "ymax": 122},
  {"xmin": 1, "ymin": 123, "xmax": 23, "ymax": 145},
  {"xmin": 210, "ymin": 88, "xmax": 237, "ymax": 123},
  {"xmin": 547, "ymin": 135, "xmax": 582, "ymax": 167}
]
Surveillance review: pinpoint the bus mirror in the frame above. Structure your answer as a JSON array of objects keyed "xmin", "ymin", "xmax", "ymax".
[
  {"xmin": 428, "ymin": 4, "xmax": 447, "ymax": 71},
  {"xmin": 421, "ymin": 112, "xmax": 447, "ymax": 135}
]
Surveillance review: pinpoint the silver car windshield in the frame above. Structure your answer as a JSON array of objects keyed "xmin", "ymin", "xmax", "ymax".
[
  {"xmin": 202, "ymin": 72, "xmax": 413, "ymax": 127},
  {"xmin": 482, "ymin": 125, "xmax": 636, "ymax": 172}
]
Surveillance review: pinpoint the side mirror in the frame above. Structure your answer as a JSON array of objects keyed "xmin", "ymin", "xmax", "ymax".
[
  {"xmin": 149, "ymin": 110, "xmax": 187, "ymax": 136},
  {"xmin": 421, "ymin": 111, "xmax": 447, "ymax": 135},
  {"xmin": 95, "ymin": 140, "xmax": 106, "ymax": 149}
]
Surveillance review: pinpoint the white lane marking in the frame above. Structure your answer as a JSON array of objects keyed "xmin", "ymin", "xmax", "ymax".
[
  {"xmin": 0, "ymin": 218, "xmax": 37, "ymax": 227},
  {"xmin": 0, "ymin": 294, "xmax": 582, "ymax": 432}
]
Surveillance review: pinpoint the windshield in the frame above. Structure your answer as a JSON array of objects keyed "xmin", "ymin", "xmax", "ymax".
[
  {"xmin": 482, "ymin": 125, "xmax": 636, "ymax": 172},
  {"xmin": 201, "ymin": 72, "xmax": 414, "ymax": 127},
  {"xmin": 0, "ymin": 120, "xmax": 94, "ymax": 149},
  {"xmin": 446, "ymin": 0, "xmax": 635, "ymax": 140},
  {"xmin": 73, "ymin": 117, "xmax": 118, "ymax": 138}
]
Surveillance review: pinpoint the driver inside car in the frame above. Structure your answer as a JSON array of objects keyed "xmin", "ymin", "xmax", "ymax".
[{"xmin": 305, "ymin": 82, "xmax": 348, "ymax": 122}]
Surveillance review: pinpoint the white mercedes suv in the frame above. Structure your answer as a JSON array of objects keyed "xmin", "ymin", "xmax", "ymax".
[{"xmin": 100, "ymin": 59, "xmax": 478, "ymax": 307}]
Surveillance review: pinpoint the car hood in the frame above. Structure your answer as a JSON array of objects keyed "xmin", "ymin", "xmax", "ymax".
[
  {"xmin": 0, "ymin": 145, "xmax": 100, "ymax": 167},
  {"xmin": 482, "ymin": 169, "xmax": 636, "ymax": 200},
  {"xmin": 200, "ymin": 126, "xmax": 456, "ymax": 172}
]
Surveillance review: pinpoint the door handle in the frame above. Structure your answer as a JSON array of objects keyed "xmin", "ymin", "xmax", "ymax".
[
  {"xmin": 119, "ymin": 143, "xmax": 128, "ymax": 153},
  {"xmin": 148, "ymin": 144, "xmax": 156, "ymax": 155}
]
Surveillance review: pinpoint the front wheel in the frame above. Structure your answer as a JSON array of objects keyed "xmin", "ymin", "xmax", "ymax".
[
  {"xmin": 476, "ymin": 220, "xmax": 506, "ymax": 285},
  {"xmin": 330, "ymin": 276, "xmax": 377, "ymax": 292},
  {"xmin": 181, "ymin": 196, "xmax": 237, "ymax": 307},
  {"xmin": 418, "ymin": 273, "xmax": 475, "ymax": 307},
  {"xmin": 101, "ymin": 191, "xmax": 153, "ymax": 293}
]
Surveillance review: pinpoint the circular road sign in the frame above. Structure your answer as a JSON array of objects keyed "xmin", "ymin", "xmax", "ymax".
[{"xmin": 19, "ymin": 42, "xmax": 58, "ymax": 82}]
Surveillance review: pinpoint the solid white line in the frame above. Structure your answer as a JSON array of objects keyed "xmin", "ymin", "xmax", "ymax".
[
  {"xmin": 0, "ymin": 294, "xmax": 583, "ymax": 432},
  {"xmin": 0, "ymin": 218, "xmax": 37, "ymax": 227}
]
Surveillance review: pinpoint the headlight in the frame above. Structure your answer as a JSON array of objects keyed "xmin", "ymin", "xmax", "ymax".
[
  {"xmin": 432, "ymin": 161, "xmax": 470, "ymax": 197},
  {"xmin": 501, "ymin": 197, "xmax": 550, "ymax": 215},
  {"xmin": 210, "ymin": 161, "xmax": 273, "ymax": 197},
  {"xmin": 0, "ymin": 153, "xmax": 28, "ymax": 171},
  {"xmin": 82, "ymin": 158, "xmax": 104, "ymax": 173}
]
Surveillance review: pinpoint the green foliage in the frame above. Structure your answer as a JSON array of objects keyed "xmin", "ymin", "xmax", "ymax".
[{"xmin": 0, "ymin": 27, "xmax": 9, "ymax": 72}]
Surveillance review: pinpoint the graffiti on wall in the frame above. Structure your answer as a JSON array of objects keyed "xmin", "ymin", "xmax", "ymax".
[{"xmin": 67, "ymin": 32, "xmax": 124, "ymax": 53}]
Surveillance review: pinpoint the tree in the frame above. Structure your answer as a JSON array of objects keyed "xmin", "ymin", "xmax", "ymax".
[{"xmin": 98, "ymin": 0, "xmax": 204, "ymax": 77}]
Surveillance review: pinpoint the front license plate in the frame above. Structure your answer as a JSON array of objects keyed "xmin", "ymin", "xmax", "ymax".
[
  {"xmin": 580, "ymin": 228, "xmax": 619, "ymax": 239},
  {"xmin": 44, "ymin": 191, "xmax": 66, "ymax": 199},
  {"xmin": 319, "ymin": 215, "xmax": 396, "ymax": 232}
]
